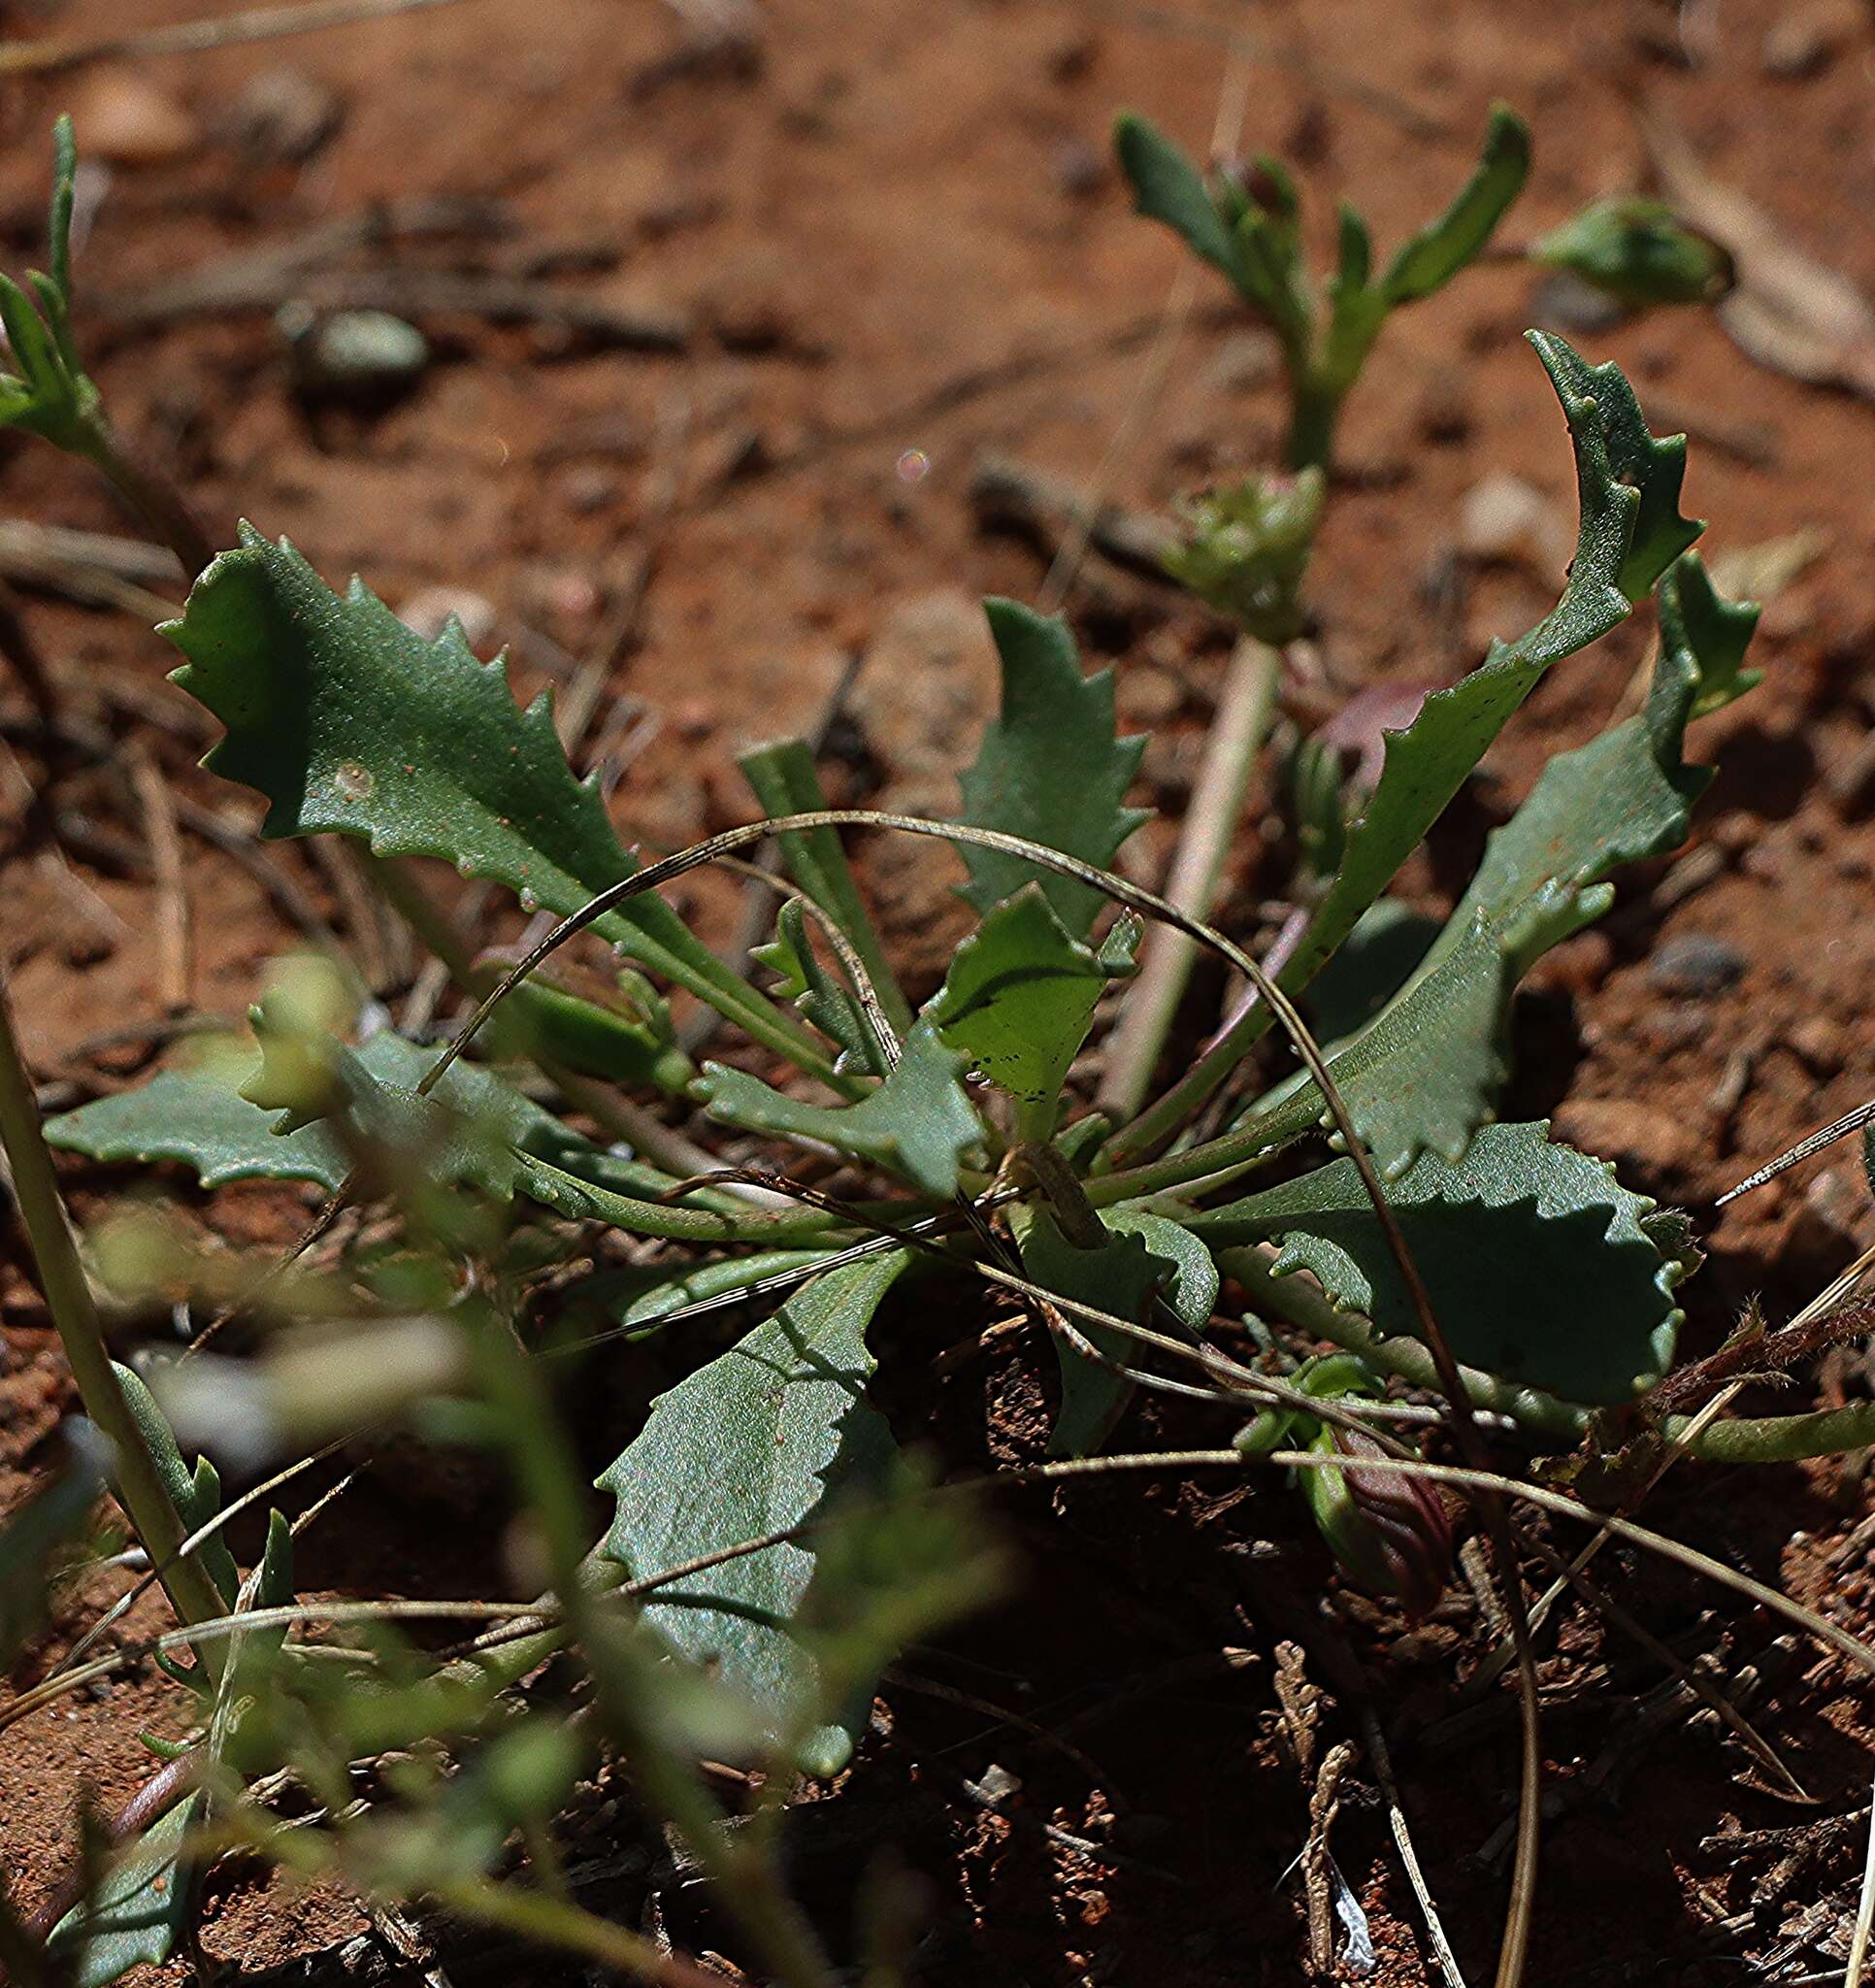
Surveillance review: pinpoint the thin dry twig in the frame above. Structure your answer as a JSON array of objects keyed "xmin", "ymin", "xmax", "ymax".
[
  {"xmin": 1363, "ymin": 1707, "xmax": 1466, "ymax": 1988},
  {"xmin": 0, "ymin": 0, "xmax": 483, "ymax": 74},
  {"xmin": 1848, "ymin": 1773, "xmax": 1875, "ymax": 1988},
  {"xmin": 126, "ymin": 745, "xmax": 191, "ymax": 1012}
]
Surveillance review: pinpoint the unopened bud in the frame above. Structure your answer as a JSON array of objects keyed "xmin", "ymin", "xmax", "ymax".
[
  {"xmin": 1533, "ymin": 198, "xmax": 1733, "ymax": 311},
  {"xmin": 1302, "ymin": 1424, "xmax": 1453, "ymax": 1618}
]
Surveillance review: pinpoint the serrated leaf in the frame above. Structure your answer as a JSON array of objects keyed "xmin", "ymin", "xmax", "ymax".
[
  {"xmin": 1201, "ymin": 556, "xmax": 1760, "ymax": 1180},
  {"xmin": 697, "ymin": 1017, "xmax": 983, "ymax": 1198},
  {"xmin": 740, "ymin": 737, "xmax": 910, "ymax": 1034},
  {"xmin": 1112, "ymin": 112, "xmax": 1239, "ymax": 281},
  {"xmin": 163, "ymin": 529, "xmax": 827, "ymax": 1080},
  {"xmin": 596, "ymin": 1251, "xmax": 910, "ymax": 1773},
  {"xmin": 48, "ymin": 1794, "xmax": 201, "ymax": 1988},
  {"xmin": 955, "ymin": 600, "xmax": 1147, "ymax": 939},
  {"xmin": 1381, "ymin": 105, "xmax": 1530, "ymax": 304},
  {"xmin": 1018, "ymin": 1206, "xmax": 1216, "ymax": 1456},
  {"xmin": 1190, "ymin": 1121, "xmax": 1683, "ymax": 1404},
  {"xmin": 1530, "ymin": 330, "xmax": 1702, "ymax": 604},
  {"xmin": 1109, "ymin": 334, "xmax": 1701, "ymax": 1161},
  {"xmin": 924, "ymin": 885, "xmax": 1135, "ymax": 1110},
  {"xmin": 47, "ymin": 1032, "xmax": 560, "ymax": 1194},
  {"xmin": 1653, "ymin": 549, "xmax": 1761, "ymax": 732},
  {"xmin": 754, "ymin": 896, "xmax": 890, "ymax": 1077}
]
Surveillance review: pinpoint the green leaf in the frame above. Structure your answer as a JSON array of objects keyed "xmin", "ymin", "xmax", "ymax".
[
  {"xmin": 1170, "ymin": 554, "xmax": 1760, "ymax": 1185},
  {"xmin": 753, "ymin": 896, "xmax": 891, "ymax": 1077},
  {"xmin": 1018, "ymin": 1206, "xmax": 1216, "ymax": 1456},
  {"xmin": 1533, "ymin": 197, "xmax": 1732, "ymax": 311},
  {"xmin": 0, "ymin": 117, "xmax": 100, "ymax": 450},
  {"xmin": 1380, "ymin": 104, "xmax": 1530, "ymax": 304},
  {"xmin": 112, "ymin": 1364, "xmax": 239, "ymax": 1608},
  {"xmin": 1530, "ymin": 331, "xmax": 1702, "ymax": 604},
  {"xmin": 609, "ymin": 1248, "xmax": 841, "ymax": 1331},
  {"xmin": 1653, "ymin": 549, "xmax": 1761, "ymax": 732},
  {"xmin": 1107, "ymin": 333, "xmax": 1700, "ymax": 1162},
  {"xmin": 48, "ymin": 1795, "xmax": 201, "ymax": 1988},
  {"xmin": 163, "ymin": 530, "xmax": 829, "ymax": 1081},
  {"xmin": 476, "ymin": 962, "xmax": 694, "ymax": 1095},
  {"xmin": 697, "ymin": 1017, "xmax": 983, "ymax": 1198},
  {"xmin": 740, "ymin": 737, "xmax": 910, "ymax": 1033},
  {"xmin": 596, "ymin": 1251, "xmax": 910, "ymax": 1773},
  {"xmin": 955, "ymin": 600, "xmax": 1147, "ymax": 939},
  {"xmin": 1187, "ymin": 1121, "xmax": 1684, "ymax": 1404},
  {"xmin": 924, "ymin": 885, "xmax": 1135, "ymax": 1110},
  {"xmin": 1112, "ymin": 112, "xmax": 1239, "ymax": 281}
]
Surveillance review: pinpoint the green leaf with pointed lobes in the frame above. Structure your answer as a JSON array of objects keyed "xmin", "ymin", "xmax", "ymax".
[
  {"xmin": 1187, "ymin": 1121, "xmax": 1684, "ymax": 1405},
  {"xmin": 955, "ymin": 600, "xmax": 1148, "ymax": 940},
  {"xmin": 163, "ymin": 529, "xmax": 832, "ymax": 1081},
  {"xmin": 698, "ymin": 1016, "xmax": 985, "ymax": 1199},
  {"xmin": 925, "ymin": 884, "xmax": 1136, "ymax": 1110}
]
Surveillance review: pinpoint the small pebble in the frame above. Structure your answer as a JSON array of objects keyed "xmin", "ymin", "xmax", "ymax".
[
  {"xmin": 1788, "ymin": 1013, "xmax": 1846, "ymax": 1075},
  {"xmin": 224, "ymin": 65, "xmax": 345, "ymax": 165},
  {"xmin": 1201, "ymin": 330, "xmax": 1281, "ymax": 395},
  {"xmin": 1459, "ymin": 472, "xmax": 1570, "ymax": 571},
  {"xmin": 1647, "ymin": 930, "xmax": 1747, "ymax": 998},
  {"xmin": 280, "ymin": 305, "xmax": 429, "ymax": 399},
  {"xmin": 398, "ymin": 586, "xmax": 497, "ymax": 647},
  {"xmin": 1051, "ymin": 137, "xmax": 1106, "ymax": 199},
  {"xmin": 1530, "ymin": 268, "xmax": 1630, "ymax": 336},
  {"xmin": 72, "ymin": 71, "xmax": 198, "ymax": 166},
  {"xmin": 1762, "ymin": 0, "xmax": 1864, "ymax": 76}
]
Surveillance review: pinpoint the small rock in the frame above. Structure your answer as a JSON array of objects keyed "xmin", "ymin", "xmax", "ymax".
[
  {"xmin": 224, "ymin": 65, "xmax": 345, "ymax": 165},
  {"xmin": 1051, "ymin": 137, "xmax": 1106, "ymax": 199},
  {"xmin": 72, "ymin": 71, "xmax": 198, "ymax": 166},
  {"xmin": 1647, "ymin": 930, "xmax": 1747, "ymax": 998},
  {"xmin": 398, "ymin": 587, "xmax": 497, "ymax": 648},
  {"xmin": 1788, "ymin": 1013, "xmax": 1846, "ymax": 1075},
  {"xmin": 1778, "ymin": 1166, "xmax": 1870, "ymax": 1276},
  {"xmin": 1459, "ymin": 473, "xmax": 1570, "ymax": 571},
  {"xmin": 1762, "ymin": 0, "xmax": 1864, "ymax": 76},
  {"xmin": 280, "ymin": 304, "xmax": 429, "ymax": 400},
  {"xmin": 1552, "ymin": 1097, "xmax": 1698, "ymax": 1182}
]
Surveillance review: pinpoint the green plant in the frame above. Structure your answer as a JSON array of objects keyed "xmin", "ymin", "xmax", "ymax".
[{"xmin": 1, "ymin": 114, "xmax": 1860, "ymax": 1988}]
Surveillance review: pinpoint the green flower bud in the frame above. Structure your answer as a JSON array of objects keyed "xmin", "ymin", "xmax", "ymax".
[
  {"xmin": 1532, "ymin": 197, "xmax": 1733, "ymax": 311},
  {"xmin": 1161, "ymin": 467, "xmax": 1325, "ymax": 642}
]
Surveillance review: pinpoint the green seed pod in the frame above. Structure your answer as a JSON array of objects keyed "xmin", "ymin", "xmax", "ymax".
[
  {"xmin": 1532, "ymin": 197, "xmax": 1733, "ymax": 311},
  {"xmin": 1300, "ymin": 1423, "xmax": 1454, "ymax": 1619}
]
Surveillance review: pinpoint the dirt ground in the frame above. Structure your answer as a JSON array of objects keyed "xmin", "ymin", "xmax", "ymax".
[{"xmin": 4, "ymin": 0, "xmax": 1875, "ymax": 1980}]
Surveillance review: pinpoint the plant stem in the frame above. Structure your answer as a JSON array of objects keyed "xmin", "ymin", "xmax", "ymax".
[
  {"xmin": 75, "ymin": 418, "xmax": 217, "ymax": 580},
  {"xmin": 1283, "ymin": 370, "xmax": 1342, "ymax": 473},
  {"xmin": 1099, "ymin": 635, "xmax": 1280, "ymax": 1124},
  {"xmin": 0, "ymin": 970, "xmax": 228, "ymax": 1664}
]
